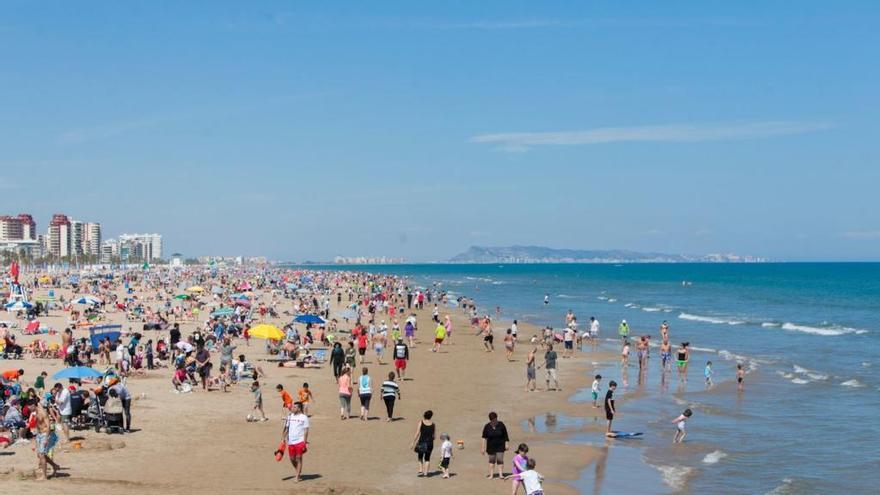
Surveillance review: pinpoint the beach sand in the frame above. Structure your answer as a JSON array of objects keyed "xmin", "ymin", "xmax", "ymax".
[{"xmin": 2, "ymin": 281, "xmax": 618, "ymax": 494}]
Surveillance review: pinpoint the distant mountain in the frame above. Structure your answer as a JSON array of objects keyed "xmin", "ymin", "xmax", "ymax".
[{"xmin": 449, "ymin": 245, "xmax": 766, "ymax": 264}]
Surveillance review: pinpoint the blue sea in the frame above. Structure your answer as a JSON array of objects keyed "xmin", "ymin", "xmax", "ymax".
[{"xmin": 313, "ymin": 263, "xmax": 880, "ymax": 494}]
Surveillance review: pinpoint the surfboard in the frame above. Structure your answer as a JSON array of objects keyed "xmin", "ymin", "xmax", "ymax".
[{"xmin": 608, "ymin": 431, "xmax": 643, "ymax": 439}]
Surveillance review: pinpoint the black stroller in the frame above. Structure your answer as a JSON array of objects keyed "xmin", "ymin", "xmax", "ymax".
[{"xmin": 88, "ymin": 389, "xmax": 124, "ymax": 434}]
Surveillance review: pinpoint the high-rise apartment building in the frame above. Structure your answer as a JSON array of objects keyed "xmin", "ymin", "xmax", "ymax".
[
  {"xmin": 83, "ymin": 222, "xmax": 102, "ymax": 256},
  {"xmin": 0, "ymin": 214, "xmax": 36, "ymax": 241},
  {"xmin": 47, "ymin": 214, "xmax": 72, "ymax": 258}
]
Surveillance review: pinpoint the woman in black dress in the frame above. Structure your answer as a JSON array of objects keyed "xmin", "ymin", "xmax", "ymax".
[{"xmin": 411, "ymin": 410, "xmax": 436, "ymax": 477}]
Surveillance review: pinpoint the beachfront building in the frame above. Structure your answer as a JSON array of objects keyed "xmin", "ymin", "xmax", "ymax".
[
  {"xmin": 83, "ymin": 222, "xmax": 102, "ymax": 256},
  {"xmin": 0, "ymin": 214, "xmax": 37, "ymax": 242},
  {"xmin": 46, "ymin": 213, "xmax": 72, "ymax": 258},
  {"xmin": 103, "ymin": 233, "xmax": 163, "ymax": 262}
]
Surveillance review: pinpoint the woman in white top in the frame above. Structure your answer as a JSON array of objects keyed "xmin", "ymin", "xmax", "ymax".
[{"xmin": 358, "ymin": 367, "xmax": 372, "ymax": 421}]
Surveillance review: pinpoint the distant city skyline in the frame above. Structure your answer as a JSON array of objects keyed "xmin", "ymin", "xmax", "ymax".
[{"xmin": 1, "ymin": 2, "xmax": 878, "ymax": 261}]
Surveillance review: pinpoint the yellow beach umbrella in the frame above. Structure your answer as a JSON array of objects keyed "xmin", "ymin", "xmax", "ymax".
[
  {"xmin": 248, "ymin": 324, "xmax": 284, "ymax": 340},
  {"xmin": 186, "ymin": 286, "xmax": 205, "ymax": 293}
]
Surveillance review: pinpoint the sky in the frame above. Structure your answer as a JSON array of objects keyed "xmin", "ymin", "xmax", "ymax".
[{"xmin": 1, "ymin": 1, "xmax": 878, "ymax": 261}]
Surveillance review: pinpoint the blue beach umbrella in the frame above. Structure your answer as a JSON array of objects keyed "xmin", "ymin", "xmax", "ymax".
[
  {"xmin": 211, "ymin": 307, "xmax": 235, "ymax": 317},
  {"xmin": 5, "ymin": 300, "xmax": 33, "ymax": 311},
  {"xmin": 293, "ymin": 314, "xmax": 325, "ymax": 325},
  {"xmin": 52, "ymin": 366, "xmax": 103, "ymax": 380}
]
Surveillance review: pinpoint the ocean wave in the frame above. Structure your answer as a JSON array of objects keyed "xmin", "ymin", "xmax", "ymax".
[
  {"xmin": 689, "ymin": 346, "xmax": 717, "ymax": 353},
  {"xmin": 841, "ymin": 379, "xmax": 864, "ymax": 388},
  {"xmin": 557, "ymin": 294, "xmax": 578, "ymax": 299},
  {"xmin": 702, "ymin": 450, "xmax": 728, "ymax": 464},
  {"xmin": 764, "ymin": 478, "xmax": 794, "ymax": 495},
  {"xmin": 679, "ymin": 313, "xmax": 745, "ymax": 325},
  {"xmin": 597, "ymin": 296, "xmax": 608, "ymax": 301},
  {"xmin": 653, "ymin": 464, "xmax": 695, "ymax": 491},
  {"xmin": 607, "ymin": 298, "xmax": 617, "ymax": 303},
  {"xmin": 781, "ymin": 322, "xmax": 868, "ymax": 336},
  {"xmin": 491, "ymin": 281, "xmax": 504, "ymax": 285},
  {"xmin": 790, "ymin": 378, "xmax": 809, "ymax": 385},
  {"xmin": 624, "ymin": 303, "xmax": 637, "ymax": 308},
  {"xmin": 777, "ymin": 371, "xmax": 794, "ymax": 379},
  {"xmin": 762, "ymin": 322, "xmax": 782, "ymax": 328},
  {"xmin": 642, "ymin": 307, "xmax": 662, "ymax": 312},
  {"xmin": 464, "ymin": 276, "xmax": 493, "ymax": 283}
]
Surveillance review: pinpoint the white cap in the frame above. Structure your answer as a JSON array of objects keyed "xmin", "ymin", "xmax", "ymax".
[{"xmin": 622, "ymin": 319, "xmax": 627, "ymax": 323}]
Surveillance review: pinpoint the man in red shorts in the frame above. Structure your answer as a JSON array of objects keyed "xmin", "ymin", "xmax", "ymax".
[
  {"xmin": 393, "ymin": 339, "xmax": 409, "ymax": 380},
  {"xmin": 282, "ymin": 401, "xmax": 309, "ymax": 482}
]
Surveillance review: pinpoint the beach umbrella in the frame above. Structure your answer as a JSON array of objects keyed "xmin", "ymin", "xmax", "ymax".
[
  {"xmin": 248, "ymin": 324, "xmax": 284, "ymax": 340},
  {"xmin": 174, "ymin": 294, "xmax": 190, "ymax": 300},
  {"xmin": 211, "ymin": 307, "xmax": 235, "ymax": 317},
  {"xmin": 5, "ymin": 300, "xmax": 33, "ymax": 311},
  {"xmin": 336, "ymin": 309, "xmax": 358, "ymax": 320},
  {"xmin": 230, "ymin": 293, "xmax": 249, "ymax": 300},
  {"xmin": 186, "ymin": 286, "xmax": 205, "ymax": 293},
  {"xmin": 72, "ymin": 296, "xmax": 102, "ymax": 305},
  {"xmin": 294, "ymin": 314, "xmax": 325, "ymax": 325},
  {"xmin": 52, "ymin": 366, "xmax": 103, "ymax": 380}
]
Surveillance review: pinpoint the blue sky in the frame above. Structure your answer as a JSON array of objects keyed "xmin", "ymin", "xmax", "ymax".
[{"xmin": 1, "ymin": 1, "xmax": 878, "ymax": 261}]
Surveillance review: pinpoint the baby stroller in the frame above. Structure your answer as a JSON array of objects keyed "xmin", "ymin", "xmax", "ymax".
[{"xmin": 88, "ymin": 389, "xmax": 124, "ymax": 434}]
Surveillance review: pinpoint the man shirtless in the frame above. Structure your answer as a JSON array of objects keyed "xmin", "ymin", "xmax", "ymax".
[{"xmin": 35, "ymin": 398, "xmax": 61, "ymax": 480}]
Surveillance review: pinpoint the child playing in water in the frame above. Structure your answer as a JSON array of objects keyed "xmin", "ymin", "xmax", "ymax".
[
  {"xmin": 505, "ymin": 458, "xmax": 544, "ymax": 495},
  {"xmin": 672, "ymin": 408, "xmax": 693, "ymax": 443},
  {"xmin": 704, "ymin": 361, "xmax": 714, "ymax": 387},
  {"xmin": 591, "ymin": 375, "xmax": 602, "ymax": 408},
  {"xmin": 621, "ymin": 340, "xmax": 630, "ymax": 367},
  {"xmin": 736, "ymin": 363, "xmax": 745, "ymax": 391}
]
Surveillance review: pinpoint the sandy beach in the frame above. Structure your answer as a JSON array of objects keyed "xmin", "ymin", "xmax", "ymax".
[{"xmin": 1, "ymin": 269, "xmax": 619, "ymax": 495}]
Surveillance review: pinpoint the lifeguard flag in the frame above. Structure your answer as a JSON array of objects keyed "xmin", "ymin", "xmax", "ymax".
[{"xmin": 9, "ymin": 261, "xmax": 19, "ymax": 284}]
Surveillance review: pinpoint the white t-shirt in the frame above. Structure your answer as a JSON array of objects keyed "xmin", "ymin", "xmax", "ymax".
[
  {"xmin": 441, "ymin": 439, "xmax": 453, "ymax": 459},
  {"xmin": 517, "ymin": 470, "xmax": 544, "ymax": 495},
  {"xmin": 563, "ymin": 328, "xmax": 574, "ymax": 342},
  {"xmin": 591, "ymin": 380, "xmax": 600, "ymax": 394},
  {"xmin": 590, "ymin": 320, "xmax": 600, "ymax": 336},
  {"xmin": 57, "ymin": 388, "xmax": 72, "ymax": 415},
  {"xmin": 511, "ymin": 323, "xmax": 518, "ymax": 335},
  {"xmin": 286, "ymin": 413, "xmax": 310, "ymax": 444}
]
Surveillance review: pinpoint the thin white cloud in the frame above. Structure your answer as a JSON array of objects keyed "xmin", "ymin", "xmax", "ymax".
[
  {"xmin": 471, "ymin": 121, "xmax": 835, "ymax": 152},
  {"xmin": 843, "ymin": 230, "xmax": 880, "ymax": 240},
  {"xmin": 57, "ymin": 118, "xmax": 160, "ymax": 145}
]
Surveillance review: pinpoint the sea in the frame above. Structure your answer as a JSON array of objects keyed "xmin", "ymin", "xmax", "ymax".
[{"xmin": 307, "ymin": 263, "xmax": 880, "ymax": 494}]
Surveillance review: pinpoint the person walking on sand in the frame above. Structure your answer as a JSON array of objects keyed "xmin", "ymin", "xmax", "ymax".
[
  {"xmin": 330, "ymin": 342, "xmax": 345, "ymax": 382},
  {"xmin": 542, "ymin": 344, "xmax": 560, "ymax": 391},
  {"xmin": 411, "ymin": 410, "xmax": 436, "ymax": 477},
  {"xmin": 504, "ymin": 329, "xmax": 515, "ymax": 361},
  {"xmin": 35, "ymin": 396, "xmax": 61, "ymax": 481},
  {"xmin": 604, "ymin": 381, "xmax": 617, "ymax": 436},
  {"xmin": 358, "ymin": 367, "xmax": 372, "ymax": 421},
  {"xmin": 525, "ymin": 346, "xmax": 537, "ymax": 391},
  {"xmin": 444, "ymin": 315, "xmax": 454, "ymax": 345},
  {"xmin": 432, "ymin": 322, "xmax": 446, "ymax": 353},
  {"xmin": 250, "ymin": 380, "xmax": 267, "ymax": 421},
  {"xmin": 393, "ymin": 339, "xmax": 409, "ymax": 380},
  {"xmin": 338, "ymin": 365, "xmax": 352, "ymax": 420},
  {"xmin": 482, "ymin": 411, "xmax": 509, "ymax": 479},
  {"xmin": 439, "ymin": 433, "xmax": 454, "ymax": 478},
  {"xmin": 281, "ymin": 401, "xmax": 309, "ymax": 483},
  {"xmin": 672, "ymin": 408, "xmax": 693, "ymax": 443},
  {"xmin": 505, "ymin": 458, "xmax": 544, "ymax": 495},
  {"xmin": 381, "ymin": 371, "xmax": 401, "ymax": 421}
]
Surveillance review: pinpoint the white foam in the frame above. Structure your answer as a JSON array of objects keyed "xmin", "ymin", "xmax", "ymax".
[
  {"xmin": 762, "ymin": 322, "xmax": 781, "ymax": 328},
  {"xmin": 642, "ymin": 307, "xmax": 662, "ymax": 312},
  {"xmin": 841, "ymin": 379, "xmax": 864, "ymax": 388},
  {"xmin": 624, "ymin": 303, "xmax": 636, "ymax": 308},
  {"xmin": 597, "ymin": 296, "xmax": 608, "ymax": 301},
  {"xmin": 791, "ymin": 378, "xmax": 809, "ymax": 385},
  {"xmin": 662, "ymin": 309, "xmax": 674, "ymax": 313},
  {"xmin": 654, "ymin": 465, "xmax": 695, "ymax": 491},
  {"xmin": 607, "ymin": 298, "xmax": 617, "ymax": 303},
  {"xmin": 679, "ymin": 313, "xmax": 745, "ymax": 325},
  {"xmin": 792, "ymin": 365, "xmax": 810, "ymax": 374},
  {"xmin": 702, "ymin": 450, "xmax": 728, "ymax": 464},
  {"xmin": 781, "ymin": 322, "xmax": 868, "ymax": 336},
  {"xmin": 777, "ymin": 371, "xmax": 794, "ymax": 379},
  {"xmin": 557, "ymin": 294, "xmax": 578, "ymax": 299},
  {"xmin": 764, "ymin": 478, "xmax": 794, "ymax": 495},
  {"xmin": 806, "ymin": 373, "xmax": 828, "ymax": 381},
  {"xmin": 689, "ymin": 346, "xmax": 717, "ymax": 353}
]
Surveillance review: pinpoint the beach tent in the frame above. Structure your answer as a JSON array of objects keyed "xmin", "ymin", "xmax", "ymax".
[{"xmin": 89, "ymin": 325, "xmax": 122, "ymax": 349}]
